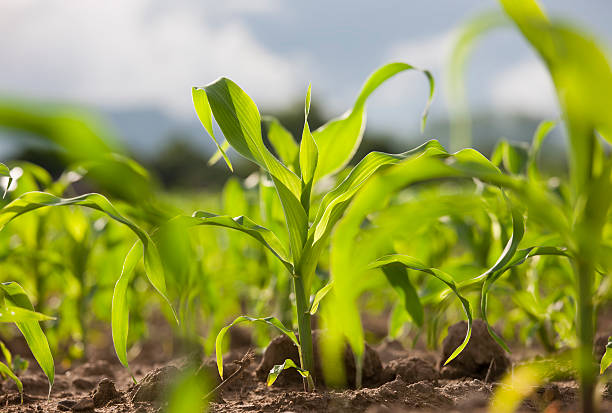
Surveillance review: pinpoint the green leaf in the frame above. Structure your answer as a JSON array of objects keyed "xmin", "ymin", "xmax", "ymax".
[
  {"xmin": 528, "ymin": 120, "xmax": 556, "ymax": 176},
  {"xmin": 263, "ymin": 116, "xmax": 298, "ymax": 169},
  {"xmin": 369, "ymin": 255, "xmax": 472, "ymax": 365},
  {"xmin": 311, "ymin": 140, "xmax": 446, "ymax": 243},
  {"xmin": 491, "ymin": 141, "xmax": 529, "ymax": 175},
  {"xmin": 299, "ymin": 84, "xmax": 318, "ymax": 210},
  {"xmin": 478, "ymin": 197, "xmax": 525, "ymax": 351},
  {"xmin": 188, "ymin": 212, "xmax": 292, "ymax": 272},
  {"xmin": 266, "ymin": 358, "xmax": 310, "ymax": 386},
  {"xmin": 0, "ymin": 306, "xmax": 54, "ymax": 322},
  {"xmin": 195, "ymin": 77, "xmax": 307, "ymax": 262},
  {"xmin": 0, "ymin": 192, "xmax": 175, "ymax": 322},
  {"xmin": 309, "ymin": 281, "xmax": 334, "ymax": 315},
  {"xmin": 0, "ymin": 162, "xmax": 10, "ymax": 178},
  {"xmin": 111, "ymin": 241, "xmax": 142, "ymax": 373},
  {"xmin": 500, "ymin": 0, "xmax": 612, "ymax": 190},
  {"xmin": 192, "ymin": 87, "xmax": 232, "ymax": 171},
  {"xmin": 313, "ymin": 62, "xmax": 435, "ymax": 181},
  {"xmin": 215, "ymin": 316, "xmax": 298, "ymax": 379},
  {"xmin": 207, "ymin": 140, "xmax": 231, "ymax": 167},
  {"xmin": 601, "ymin": 337, "xmax": 612, "ymax": 374},
  {"xmin": 0, "ymin": 341, "xmax": 12, "ymax": 367},
  {"xmin": 0, "ymin": 162, "xmax": 12, "ymax": 199},
  {"xmin": 380, "ymin": 263, "xmax": 424, "ymax": 327},
  {"xmin": 196, "ymin": 77, "xmax": 301, "ymax": 196},
  {"xmin": 0, "ymin": 361, "xmax": 22, "ymax": 402},
  {"xmin": 0, "ymin": 282, "xmax": 54, "ymax": 392}
]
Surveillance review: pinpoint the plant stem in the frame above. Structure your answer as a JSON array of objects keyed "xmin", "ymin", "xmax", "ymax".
[
  {"xmin": 575, "ymin": 256, "xmax": 596, "ymax": 413},
  {"xmin": 293, "ymin": 274, "xmax": 315, "ymax": 391}
]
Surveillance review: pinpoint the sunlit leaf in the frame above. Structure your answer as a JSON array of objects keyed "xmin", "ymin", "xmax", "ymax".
[
  {"xmin": 267, "ymin": 358, "xmax": 310, "ymax": 386},
  {"xmin": 215, "ymin": 316, "xmax": 298, "ymax": 379},
  {"xmin": 111, "ymin": 241, "xmax": 142, "ymax": 375},
  {"xmin": 369, "ymin": 255, "xmax": 472, "ymax": 365},
  {"xmin": 0, "ymin": 282, "xmax": 54, "ymax": 392},
  {"xmin": 313, "ymin": 62, "xmax": 435, "ymax": 181}
]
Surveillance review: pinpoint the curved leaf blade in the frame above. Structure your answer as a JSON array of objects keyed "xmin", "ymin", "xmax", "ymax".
[
  {"xmin": 188, "ymin": 212, "xmax": 292, "ymax": 272},
  {"xmin": 0, "ymin": 282, "xmax": 54, "ymax": 392},
  {"xmin": 192, "ymin": 87, "xmax": 233, "ymax": 171},
  {"xmin": 0, "ymin": 361, "xmax": 22, "ymax": 401},
  {"xmin": 313, "ymin": 62, "xmax": 435, "ymax": 181},
  {"xmin": 368, "ymin": 255, "xmax": 472, "ymax": 365},
  {"xmin": 601, "ymin": 337, "xmax": 612, "ymax": 374},
  {"xmin": 111, "ymin": 241, "xmax": 143, "ymax": 375},
  {"xmin": 0, "ymin": 191, "xmax": 175, "ymax": 322},
  {"xmin": 267, "ymin": 358, "xmax": 310, "ymax": 386},
  {"xmin": 215, "ymin": 316, "xmax": 298, "ymax": 379}
]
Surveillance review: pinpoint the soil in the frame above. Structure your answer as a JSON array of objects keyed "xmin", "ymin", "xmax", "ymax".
[{"xmin": 1, "ymin": 320, "xmax": 611, "ymax": 412}]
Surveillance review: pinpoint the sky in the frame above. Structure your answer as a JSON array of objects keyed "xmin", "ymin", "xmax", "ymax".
[{"xmin": 1, "ymin": 0, "xmax": 611, "ymax": 152}]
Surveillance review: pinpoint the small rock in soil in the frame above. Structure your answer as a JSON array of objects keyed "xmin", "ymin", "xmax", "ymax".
[
  {"xmin": 71, "ymin": 397, "xmax": 94, "ymax": 412},
  {"xmin": 130, "ymin": 365, "xmax": 179, "ymax": 403},
  {"xmin": 255, "ymin": 331, "xmax": 382, "ymax": 388},
  {"xmin": 92, "ymin": 378, "xmax": 121, "ymax": 407},
  {"xmin": 439, "ymin": 319, "xmax": 510, "ymax": 380},
  {"xmin": 382, "ymin": 357, "xmax": 438, "ymax": 383}
]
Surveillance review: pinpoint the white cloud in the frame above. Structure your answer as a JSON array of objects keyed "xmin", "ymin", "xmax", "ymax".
[
  {"xmin": 386, "ymin": 30, "xmax": 457, "ymax": 71},
  {"xmin": 489, "ymin": 58, "xmax": 558, "ymax": 116},
  {"xmin": 0, "ymin": 0, "xmax": 308, "ymax": 119},
  {"xmin": 376, "ymin": 30, "xmax": 457, "ymax": 110}
]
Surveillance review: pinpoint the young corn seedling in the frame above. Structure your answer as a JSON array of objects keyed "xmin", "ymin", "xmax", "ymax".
[{"xmin": 192, "ymin": 62, "xmax": 434, "ymax": 390}]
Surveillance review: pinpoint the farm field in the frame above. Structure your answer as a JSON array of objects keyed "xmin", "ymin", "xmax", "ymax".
[{"xmin": 1, "ymin": 0, "xmax": 612, "ymax": 412}]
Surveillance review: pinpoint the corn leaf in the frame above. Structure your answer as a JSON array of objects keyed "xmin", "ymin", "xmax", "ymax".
[
  {"xmin": 0, "ymin": 192, "xmax": 174, "ymax": 321},
  {"xmin": 480, "ymin": 244, "xmax": 570, "ymax": 352},
  {"xmin": 0, "ymin": 306, "xmax": 54, "ymax": 322},
  {"xmin": 299, "ymin": 84, "xmax": 318, "ymax": 210},
  {"xmin": 267, "ymin": 358, "xmax": 310, "ymax": 386},
  {"xmin": 192, "ymin": 87, "xmax": 232, "ymax": 171},
  {"xmin": 311, "ymin": 140, "xmax": 446, "ymax": 243},
  {"xmin": 369, "ymin": 255, "xmax": 472, "ymax": 365},
  {"xmin": 111, "ymin": 241, "xmax": 142, "ymax": 374},
  {"xmin": 601, "ymin": 337, "xmax": 612, "ymax": 374},
  {"xmin": 263, "ymin": 116, "xmax": 298, "ymax": 170},
  {"xmin": 0, "ymin": 282, "xmax": 54, "ymax": 392},
  {"xmin": 309, "ymin": 281, "xmax": 334, "ymax": 315},
  {"xmin": 215, "ymin": 316, "xmax": 298, "ymax": 379},
  {"xmin": 194, "ymin": 77, "xmax": 307, "ymax": 263},
  {"xmin": 0, "ymin": 162, "xmax": 11, "ymax": 199},
  {"xmin": 313, "ymin": 62, "xmax": 434, "ymax": 181},
  {"xmin": 527, "ymin": 120, "xmax": 556, "ymax": 180},
  {"xmin": 0, "ymin": 361, "xmax": 22, "ymax": 401},
  {"xmin": 380, "ymin": 263, "xmax": 424, "ymax": 327},
  {"xmin": 188, "ymin": 212, "xmax": 292, "ymax": 272}
]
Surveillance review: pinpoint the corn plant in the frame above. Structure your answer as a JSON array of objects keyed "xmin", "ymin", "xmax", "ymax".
[
  {"xmin": 191, "ymin": 62, "xmax": 435, "ymax": 390},
  {"xmin": 320, "ymin": 1, "xmax": 612, "ymax": 410}
]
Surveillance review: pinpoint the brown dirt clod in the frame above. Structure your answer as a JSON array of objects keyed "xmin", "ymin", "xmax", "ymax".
[
  {"xmin": 92, "ymin": 378, "xmax": 122, "ymax": 407},
  {"xmin": 129, "ymin": 365, "xmax": 179, "ymax": 403},
  {"xmin": 255, "ymin": 331, "xmax": 382, "ymax": 388},
  {"xmin": 439, "ymin": 320, "xmax": 510, "ymax": 381},
  {"xmin": 71, "ymin": 397, "xmax": 95, "ymax": 412},
  {"xmin": 382, "ymin": 357, "xmax": 439, "ymax": 384}
]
